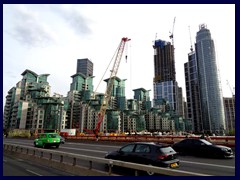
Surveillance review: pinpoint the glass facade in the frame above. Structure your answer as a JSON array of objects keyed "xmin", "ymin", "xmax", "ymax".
[
  {"xmin": 195, "ymin": 24, "xmax": 225, "ymax": 134},
  {"xmin": 76, "ymin": 58, "xmax": 93, "ymax": 77},
  {"xmin": 184, "ymin": 51, "xmax": 202, "ymax": 133},
  {"xmin": 153, "ymin": 80, "xmax": 177, "ymax": 111}
]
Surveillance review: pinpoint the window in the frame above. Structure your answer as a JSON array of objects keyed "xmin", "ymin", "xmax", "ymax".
[
  {"xmin": 40, "ymin": 134, "xmax": 46, "ymax": 138},
  {"xmin": 121, "ymin": 144, "xmax": 135, "ymax": 153},
  {"xmin": 135, "ymin": 145, "xmax": 151, "ymax": 153},
  {"xmin": 158, "ymin": 147, "xmax": 175, "ymax": 154},
  {"xmin": 48, "ymin": 134, "xmax": 58, "ymax": 138}
]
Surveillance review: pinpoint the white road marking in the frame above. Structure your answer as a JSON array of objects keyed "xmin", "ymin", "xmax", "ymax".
[
  {"xmin": 62, "ymin": 146, "xmax": 107, "ymax": 153},
  {"xmin": 180, "ymin": 160, "xmax": 235, "ymax": 169},
  {"xmin": 25, "ymin": 169, "xmax": 42, "ymax": 176},
  {"xmin": 67, "ymin": 142, "xmax": 122, "ymax": 148}
]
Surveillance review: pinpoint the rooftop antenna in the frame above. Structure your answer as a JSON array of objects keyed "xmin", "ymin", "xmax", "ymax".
[{"xmin": 188, "ymin": 26, "xmax": 193, "ymax": 52}]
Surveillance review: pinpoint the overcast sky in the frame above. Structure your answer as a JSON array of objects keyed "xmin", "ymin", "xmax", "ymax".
[{"xmin": 3, "ymin": 4, "xmax": 235, "ymax": 105}]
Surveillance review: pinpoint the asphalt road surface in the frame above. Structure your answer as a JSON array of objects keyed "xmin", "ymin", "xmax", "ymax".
[
  {"xmin": 3, "ymin": 138, "xmax": 235, "ymax": 176},
  {"xmin": 3, "ymin": 154, "xmax": 76, "ymax": 176}
]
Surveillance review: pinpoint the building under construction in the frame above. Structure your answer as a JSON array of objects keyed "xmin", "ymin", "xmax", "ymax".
[
  {"xmin": 153, "ymin": 40, "xmax": 176, "ymax": 83},
  {"xmin": 153, "ymin": 39, "xmax": 178, "ymax": 111}
]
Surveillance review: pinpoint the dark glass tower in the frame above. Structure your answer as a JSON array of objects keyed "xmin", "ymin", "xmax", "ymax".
[
  {"xmin": 76, "ymin": 58, "xmax": 93, "ymax": 77},
  {"xmin": 184, "ymin": 51, "xmax": 202, "ymax": 133}
]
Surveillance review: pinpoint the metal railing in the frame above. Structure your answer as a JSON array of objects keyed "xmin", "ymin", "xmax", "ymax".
[
  {"xmin": 3, "ymin": 143, "xmax": 212, "ymax": 176},
  {"xmin": 66, "ymin": 135, "xmax": 235, "ymax": 147}
]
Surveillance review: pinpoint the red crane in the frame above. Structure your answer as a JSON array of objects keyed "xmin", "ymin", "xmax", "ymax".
[{"xmin": 86, "ymin": 37, "xmax": 131, "ymax": 135}]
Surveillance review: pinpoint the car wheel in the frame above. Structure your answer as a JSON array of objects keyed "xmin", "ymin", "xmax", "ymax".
[
  {"xmin": 146, "ymin": 164, "xmax": 155, "ymax": 176},
  {"xmin": 34, "ymin": 142, "xmax": 37, "ymax": 147},
  {"xmin": 56, "ymin": 145, "xmax": 59, "ymax": 148},
  {"xmin": 43, "ymin": 143, "xmax": 46, "ymax": 148}
]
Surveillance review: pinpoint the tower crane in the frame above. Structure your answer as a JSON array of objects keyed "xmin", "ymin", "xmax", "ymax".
[
  {"xmin": 188, "ymin": 26, "xmax": 193, "ymax": 52},
  {"xmin": 226, "ymin": 80, "xmax": 235, "ymax": 96},
  {"xmin": 91, "ymin": 37, "xmax": 131, "ymax": 135},
  {"xmin": 169, "ymin": 17, "xmax": 176, "ymax": 46}
]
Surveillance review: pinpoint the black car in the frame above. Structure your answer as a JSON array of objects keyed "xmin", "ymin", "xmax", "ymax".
[
  {"xmin": 172, "ymin": 138, "xmax": 234, "ymax": 159},
  {"xmin": 105, "ymin": 142, "xmax": 179, "ymax": 175}
]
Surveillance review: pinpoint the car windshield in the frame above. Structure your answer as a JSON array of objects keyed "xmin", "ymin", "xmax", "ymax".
[
  {"xmin": 200, "ymin": 139, "xmax": 212, "ymax": 145},
  {"xmin": 48, "ymin": 134, "xmax": 58, "ymax": 138}
]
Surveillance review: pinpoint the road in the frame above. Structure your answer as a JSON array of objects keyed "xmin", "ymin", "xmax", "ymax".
[
  {"xmin": 3, "ymin": 154, "xmax": 75, "ymax": 176},
  {"xmin": 3, "ymin": 138, "xmax": 235, "ymax": 176}
]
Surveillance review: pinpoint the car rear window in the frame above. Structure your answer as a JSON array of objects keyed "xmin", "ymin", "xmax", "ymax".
[{"xmin": 157, "ymin": 147, "xmax": 175, "ymax": 154}]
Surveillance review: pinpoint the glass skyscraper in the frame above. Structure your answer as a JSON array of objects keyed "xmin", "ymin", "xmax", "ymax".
[{"xmin": 195, "ymin": 24, "xmax": 226, "ymax": 135}]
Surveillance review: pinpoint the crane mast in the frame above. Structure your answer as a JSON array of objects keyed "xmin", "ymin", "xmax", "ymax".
[{"xmin": 94, "ymin": 37, "xmax": 131, "ymax": 135}]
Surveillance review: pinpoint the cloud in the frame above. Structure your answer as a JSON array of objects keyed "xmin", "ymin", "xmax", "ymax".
[
  {"xmin": 8, "ymin": 5, "xmax": 57, "ymax": 47},
  {"xmin": 49, "ymin": 5, "xmax": 92, "ymax": 36},
  {"xmin": 4, "ymin": 71, "xmax": 17, "ymax": 79}
]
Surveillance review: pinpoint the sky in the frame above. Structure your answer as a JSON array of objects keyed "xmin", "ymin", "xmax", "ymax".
[{"xmin": 3, "ymin": 4, "xmax": 235, "ymax": 106}]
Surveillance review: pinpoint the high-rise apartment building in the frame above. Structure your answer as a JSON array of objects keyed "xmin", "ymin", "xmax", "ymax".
[
  {"xmin": 195, "ymin": 24, "xmax": 225, "ymax": 134},
  {"xmin": 133, "ymin": 88, "xmax": 151, "ymax": 110},
  {"xmin": 76, "ymin": 58, "xmax": 93, "ymax": 77},
  {"xmin": 67, "ymin": 72, "xmax": 94, "ymax": 129},
  {"xmin": 223, "ymin": 96, "xmax": 235, "ymax": 135},
  {"xmin": 3, "ymin": 69, "xmax": 66, "ymax": 132}
]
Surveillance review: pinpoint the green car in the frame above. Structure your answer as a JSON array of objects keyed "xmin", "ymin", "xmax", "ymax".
[{"xmin": 34, "ymin": 133, "xmax": 61, "ymax": 148}]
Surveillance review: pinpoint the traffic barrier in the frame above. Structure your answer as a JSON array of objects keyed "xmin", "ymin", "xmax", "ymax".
[{"xmin": 66, "ymin": 135, "xmax": 235, "ymax": 147}]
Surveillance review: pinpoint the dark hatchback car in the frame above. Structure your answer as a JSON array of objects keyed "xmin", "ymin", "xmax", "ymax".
[
  {"xmin": 105, "ymin": 142, "xmax": 179, "ymax": 175},
  {"xmin": 172, "ymin": 138, "xmax": 234, "ymax": 159}
]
